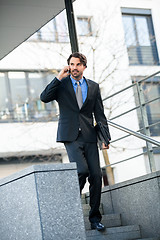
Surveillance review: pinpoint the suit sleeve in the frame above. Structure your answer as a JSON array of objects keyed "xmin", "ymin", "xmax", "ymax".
[
  {"xmin": 40, "ymin": 77, "xmax": 61, "ymax": 103},
  {"xmin": 94, "ymin": 86, "xmax": 111, "ymax": 140}
]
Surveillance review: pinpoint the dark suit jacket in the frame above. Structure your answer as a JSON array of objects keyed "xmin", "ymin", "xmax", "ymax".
[{"xmin": 40, "ymin": 76, "xmax": 110, "ymax": 143}]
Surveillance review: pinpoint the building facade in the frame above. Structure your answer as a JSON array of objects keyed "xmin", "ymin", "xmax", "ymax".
[{"xmin": 0, "ymin": 0, "xmax": 159, "ymax": 185}]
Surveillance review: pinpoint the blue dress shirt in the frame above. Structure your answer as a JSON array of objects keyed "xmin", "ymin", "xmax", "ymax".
[{"xmin": 70, "ymin": 76, "xmax": 88, "ymax": 103}]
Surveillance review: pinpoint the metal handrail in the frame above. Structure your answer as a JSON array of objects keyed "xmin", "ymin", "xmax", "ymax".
[
  {"xmin": 137, "ymin": 70, "xmax": 160, "ymax": 83},
  {"xmin": 111, "ymin": 121, "xmax": 160, "ymax": 143},
  {"xmin": 103, "ymin": 71, "xmax": 160, "ymax": 101},
  {"xmin": 102, "ymin": 71, "xmax": 160, "ymax": 173},
  {"xmin": 104, "ymin": 152, "xmax": 146, "ymax": 168},
  {"xmin": 110, "ymin": 96, "xmax": 160, "ymax": 121},
  {"xmin": 108, "ymin": 120, "xmax": 160, "ymax": 147}
]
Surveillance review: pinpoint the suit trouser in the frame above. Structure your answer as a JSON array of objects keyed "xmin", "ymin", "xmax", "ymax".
[{"xmin": 64, "ymin": 132, "xmax": 102, "ymax": 223}]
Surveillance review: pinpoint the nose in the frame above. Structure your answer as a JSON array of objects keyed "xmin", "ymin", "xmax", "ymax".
[{"xmin": 73, "ymin": 67, "xmax": 78, "ymax": 71}]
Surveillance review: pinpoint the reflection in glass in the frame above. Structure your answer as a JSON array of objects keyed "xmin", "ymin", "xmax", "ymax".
[
  {"xmin": 135, "ymin": 16, "xmax": 150, "ymax": 46},
  {"xmin": 122, "ymin": 16, "xmax": 136, "ymax": 47},
  {"xmin": 0, "ymin": 71, "xmax": 58, "ymax": 122}
]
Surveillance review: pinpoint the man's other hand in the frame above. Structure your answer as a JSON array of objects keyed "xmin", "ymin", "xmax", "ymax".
[{"xmin": 102, "ymin": 142, "xmax": 110, "ymax": 149}]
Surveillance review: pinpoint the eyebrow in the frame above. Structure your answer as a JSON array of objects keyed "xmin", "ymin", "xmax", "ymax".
[{"xmin": 70, "ymin": 62, "xmax": 82, "ymax": 65}]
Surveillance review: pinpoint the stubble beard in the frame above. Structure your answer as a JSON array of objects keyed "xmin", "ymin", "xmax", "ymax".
[{"xmin": 71, "ymin": 70, "xmax": 82, "ymax": 80}]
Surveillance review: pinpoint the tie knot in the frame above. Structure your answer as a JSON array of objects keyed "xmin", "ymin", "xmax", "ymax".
[{"xmin": 76, "ymin": 81, "xmax": 80, "ymax": 86}]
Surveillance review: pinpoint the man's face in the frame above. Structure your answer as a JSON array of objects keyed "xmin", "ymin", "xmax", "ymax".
[{"xmin": 69, "ymin": 57, "xmax": 86, "ymax": 80}]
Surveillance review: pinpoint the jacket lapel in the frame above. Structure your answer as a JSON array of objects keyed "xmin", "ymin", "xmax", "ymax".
[
  {"xmin": 81, "ymin": 77, "xmax": 90, "ymax": 109},
  {"xmin": 64, "ymin": 76, "xmax": 79, "ymax": 107}
]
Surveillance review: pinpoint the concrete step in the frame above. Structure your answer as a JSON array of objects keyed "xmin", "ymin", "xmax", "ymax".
[
  {"xmin": 86, "ymin": 225, "xmax": 141, "ymax": 240},
  {"xmin": 82, "ymin": 197, "xmax": 159, "ymax": 240},
  {"xmin": 82, "ymin": 203, "xmax": 103, "ymax": 217},
  {"xmin": 84, "ymin": 213, "xmax": 121, "ymax": 230}
]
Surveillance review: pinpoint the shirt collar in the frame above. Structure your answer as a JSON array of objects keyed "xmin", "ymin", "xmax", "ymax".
[{"xmin": 70, "ymin": 75, "xmax": 84, "ymax": 85}]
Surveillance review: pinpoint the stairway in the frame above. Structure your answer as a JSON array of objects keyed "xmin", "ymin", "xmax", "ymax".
[{"xmin": 81, "ymin": 194, "xmax": 159, "ymax": 240}]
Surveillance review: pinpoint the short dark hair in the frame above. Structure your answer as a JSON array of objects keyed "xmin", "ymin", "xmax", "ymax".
[{"xmin": 67, "ymin": 52, "xmax": 87, "ymax": 67}]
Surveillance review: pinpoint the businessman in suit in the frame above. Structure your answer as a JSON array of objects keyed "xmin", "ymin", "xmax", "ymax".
[{"xmin": 40, "ymin": 52, "xmax": 111, "ymax": 231}]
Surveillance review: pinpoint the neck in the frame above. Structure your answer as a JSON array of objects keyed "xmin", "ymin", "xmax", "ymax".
[{"xmin": 71, "ymin": 75, "xmax": 83, "ymax": 81}]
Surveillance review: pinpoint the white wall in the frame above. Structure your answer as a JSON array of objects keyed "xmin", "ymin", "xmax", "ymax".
[{"xmin": 0, "ymin": 122, "xmax": 62, "ymax": 156}]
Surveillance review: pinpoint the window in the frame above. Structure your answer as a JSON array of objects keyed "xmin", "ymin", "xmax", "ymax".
[
  {"xmin": 133, "ymin": 76, "xmax": 160, "ymax": 136},
  {"xmin": 28, "ymin": 10, "xmax": 69, "ymax": 43},
  {"xmin": 142, "ymin": 79, "xmax": 160, "ymax": 136},
  {"xmin": 9, "ymin": 72, "xmax": 28, "ymax": 106},
  {"xmin": 38, "ymin": 20, "xmax": 56, "ymax": 42},
  {"xmin": 56, "ymin": 11, "xmax": 69, "ymax": 42},
  {"xmin": 28, "ymin": 12, "xmax": 93, "ymax": 42},
  {"xmin": 0, "ymin": 71, "xmax": 58, "ymax": 122},
  {"xmin": 77, "ymin": 16, "xmax": 92, "ymax": 36},
  {"xmin": 0, "ymin": 73, "xmax": 8, "ymax": 120},
  {"xmin": 122, "ymin": 8, "xmax": 159, "ymax": 65}
]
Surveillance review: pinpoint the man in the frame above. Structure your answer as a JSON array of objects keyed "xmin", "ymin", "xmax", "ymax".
[{"xmin": 40, "ymin": 52, "xmax": 111, "ymax": 231}]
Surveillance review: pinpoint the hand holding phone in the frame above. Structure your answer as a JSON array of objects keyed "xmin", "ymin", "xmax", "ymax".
[{"xmin": 57, "ymin": 66, "xmax": 70, "ymax": 80}]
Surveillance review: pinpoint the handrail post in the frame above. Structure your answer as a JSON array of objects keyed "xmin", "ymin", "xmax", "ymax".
[
  {"xmin": 5, "ymin": 72, "xmax": 14, "ymax": 120},
  {"xmin": 136, "ymin": 82, "xmax": 156, "ymax": 172}
]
